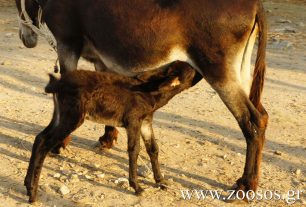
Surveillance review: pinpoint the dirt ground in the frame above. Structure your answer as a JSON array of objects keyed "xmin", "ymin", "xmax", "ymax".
[{"xmin": 0, "ymin": 1, "xmax": 305, "ymax": 207}]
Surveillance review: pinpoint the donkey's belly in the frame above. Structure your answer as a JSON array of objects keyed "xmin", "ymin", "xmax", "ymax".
[{"xmin": 82, "ymin": 39, "xmax": 197, "ymax": 76}]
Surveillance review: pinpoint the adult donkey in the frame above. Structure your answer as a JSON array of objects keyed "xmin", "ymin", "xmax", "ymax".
[
  {"xmin": 16, "ymin": 0, "xmax": 268, "ymax": 198},
  {"xmin": 16, "ymin": 0, "xmax": 120, "ymax": 150}
]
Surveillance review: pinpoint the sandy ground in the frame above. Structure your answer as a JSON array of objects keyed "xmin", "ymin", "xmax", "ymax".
[{"xmin": 0, "ymin": 1, "xmax": 305, "ymax": 206}]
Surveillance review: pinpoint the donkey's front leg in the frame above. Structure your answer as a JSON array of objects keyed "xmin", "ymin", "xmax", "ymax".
[
  {"xmin": 126, "ymin": 123, "xmax": 144, "ymax": 195},
  {"xmin": 57, "ymin": 40, "xmax": 82, "ymax": 74}
]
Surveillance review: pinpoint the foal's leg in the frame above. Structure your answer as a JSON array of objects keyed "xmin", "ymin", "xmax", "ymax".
[
  {"xmin": 25, "ymin": 112, "xmax": 84, "ymax": 202},
  {"xmin": 211, "ymin": 78, "xmax": 268, "ymax": 195},
  {"xmin": 126, "ymin": 122, "xmax": 143, "ymax": 195},
  {"xmin": 140, "ymin": 116, "xmax": 166, "ymax": 188}
]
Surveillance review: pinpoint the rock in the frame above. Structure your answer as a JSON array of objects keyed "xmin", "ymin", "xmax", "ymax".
[
  {"xmin": 61, "ymin": 170, "xmax": 70, "ymax": 176},
  {"xmin": 295, "ymin": 169, "xmax": 301, "ymax": 176},
  {"xmin": 96, "ymin": 173, "xmax": 105, "ymax": 179},
  {"xmin": 1, "ymin": 60, "xmax": 11, "ymax": 66},
  {"xmin": 94, "ymin": 164, "xmax": 100, "ymax": 168},
  {"xmin": 59, "ymin": 185, "xmax": 70, "ymax": 195},
  {"xmin": 268, "ymin": 38, "xmax": 293, "ymax": 50},
  {"xmin": 266, "ymin": 9, "xmax": 272, "ymax": 13},
  {"xmin": 274, "ymin": 151, "xmax": 282, "ymax": 156},
  {"xmin": 276, "ymin": 19, "xmax": 292, "ymax": 24},
  {"xmin": 97, "ymin": 193, "xmax": 105, "ymax": 200},
  {"xmin": 39, "ymin": 184, "xmax": 51, "ymax": 193},
  {"xmin": 114, "ymin": 177, "xmax": 129, "ymax": 189},
  {"xmin": 53, "ymin": 173, "xmax": 61, "ymax": 178},
  {"xmin": 85, "ymin": 175, "xmax": 94, "ymax": 180},
  {"xmin": 69, "ymin": 174, "xmax": 79, "ymax": 183},
  {"xmin": 68, "ymin": 163, "xmax": 75, "ymax": 168},
  {"xmin": 138, "ymin": 165, "xmax": 152, "ymax": 178},
  {"xmin": 223, "ymin": 155, "xmax": 227, "ymax": 160},
  {"xmin": 5, "ymin": 33, "xmax": 13, "ymax": 38},
  {"xmin": 168, "ymin": 178, "xmax": 174, "ymax": 183},
  {"xmin": 284, "ymin": 27, "xmax": 297, "ymax": 33}
]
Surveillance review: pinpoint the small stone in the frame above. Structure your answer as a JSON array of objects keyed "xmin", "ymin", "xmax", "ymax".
[
  {"xmin": 59, "ymin": 185, "xmax": 70, "ymax": 195},
  {"xmin": 69, "ymin": 163, "xmax": 75, "ymax": 168},
  {"xmin": 284, "ymin": 27, "xmax": 296, "ymax": 33},
  {"xmin": 277, "ymin": 19, "xmax": 292, "ymax": 24},
  {"xmin": 266, "ymin": 9, "xmax": 272, "ymax": 13},
  {"xmin": 53, "ymin": 173, "xmax": 61, "ymax": 178},
  {"xmin": 5, "ymin": 33, "xmax": 13, "ymax": 38},
  {"xmin": 61, "ymin": 170, "xmax": 70, "ymax": 176},
  {"xmin": 180, "ymin": 174, "xmax": 186, "ymax": 178},
  {"xmin": 1, "ymin": 60, "xmax": 11, "ymax": 66},
  {"xmin": 85, "ymin": 175, "xmax": 93, "ymax": 180},
  {"xmin": 173, "ymin": 144, "xmax": 180, "ymax": 148},
  {"xmin": 274, "ymin": 151, "xmax": 282, "ymax": 156},
  {"xmin": 237, "ymin": 153, "xmax": 241, "ymax": 156},
  {"xmin": 223, "ymin": 155, "xmax": 227, "ymax": 159},
  {"xmin": 138, "ymin": 165, "xmax": 152, "ymax": 178},
  {"xmin": 295, "ymin": 169, "xmax": 301, "ymax": 176},
  {"xmin": 96, "ymin": 173, "xmax": 105, "ymax": 179},
  {"xmin": 98, "ymin": 193, "xmax": 105, "ymax": 200},
  {"xmin": 94, "ymin": 164, "xmax": 100, "ymax": 168},
  {"xmin": 114, "ymin": 177, "xmax": 129, "ymax": 189},
  {"xmin": 40, "ymin": 184, "xmax": 51, "ymax": 193},
  {"xmin": 69, "ymin": 174, "xmax": 79, "ymax": 183}
]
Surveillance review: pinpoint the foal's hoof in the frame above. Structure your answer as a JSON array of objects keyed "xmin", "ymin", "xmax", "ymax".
[
  {"xmin": 50, "ymin": 147, "xmax": 61, "ymax": 155},
  {"xmin": 135, "ymin": 187, "xmax": 145, "ymax": 196},
  {"xmin": 156, "ymin": 179, "xmax": 170, "ymax": 190},
  {"xmin": 28, "ymin": 196, "xmax": 37, "ymax": 204}
]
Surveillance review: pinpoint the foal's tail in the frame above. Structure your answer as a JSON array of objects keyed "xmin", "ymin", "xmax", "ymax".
[
  {"xmin": 249, "ymin": 1, "xmax": 267, "ymax": 109},
  {"xmin": 45, "ymin": 74, "xmax": 60, "ymax": 93}
]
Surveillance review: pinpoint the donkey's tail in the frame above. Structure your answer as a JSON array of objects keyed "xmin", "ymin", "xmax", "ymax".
[
  {"xmin": 45, "ymin": 74, "xmax": 60, "ymax": 93},
  {"xmin": 249, "ymin": 1, "xmax": 267, "ymax": 109}
]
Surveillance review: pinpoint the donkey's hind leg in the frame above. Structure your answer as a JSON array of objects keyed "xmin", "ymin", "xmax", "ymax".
[{"xmin": 211, "ymin": 78, "xmax": 268, "ymax": 195}]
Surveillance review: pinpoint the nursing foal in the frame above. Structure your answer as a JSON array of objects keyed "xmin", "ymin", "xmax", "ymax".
[{"xmin": 24, "ymin": 61, "xmax": 201, "ymax": 202}]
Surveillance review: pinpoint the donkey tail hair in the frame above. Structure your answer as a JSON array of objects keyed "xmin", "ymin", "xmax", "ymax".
[{"xmin": 249, "ymin": 1, "xmax": 267, "ymax": 109}]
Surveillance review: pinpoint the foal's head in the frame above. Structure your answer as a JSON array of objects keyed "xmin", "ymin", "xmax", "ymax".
[{"xmin": 15, "ymin": 0, "xmax": 40, "ymax": 48}]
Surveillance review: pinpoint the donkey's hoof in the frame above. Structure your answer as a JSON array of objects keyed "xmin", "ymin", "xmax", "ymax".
[
  {"xmin": 99, "ymin": 129, "xmax": 119, "ymax": 149},
  {"xmin": 226, "ymin": 178, "xmax": 257, "ymax": 203}
]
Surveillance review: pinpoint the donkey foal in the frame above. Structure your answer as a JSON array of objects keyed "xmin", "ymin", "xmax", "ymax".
[{"xmin": 24, "ymin": 61, "xmax": 201, "ymax": 202}]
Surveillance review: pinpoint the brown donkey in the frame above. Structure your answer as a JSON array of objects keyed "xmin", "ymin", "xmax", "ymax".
[
  {"xmin": 16, "ymin": 0, "xmax": 269, "ymax": 201},
  {"xmin": 24, "ymin": 61, "xmax": 202, "ymax": 202}
]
